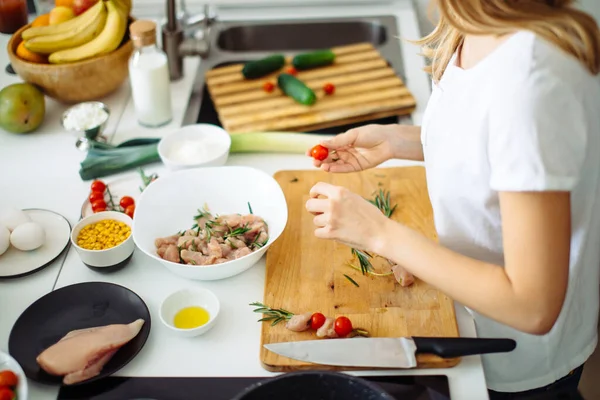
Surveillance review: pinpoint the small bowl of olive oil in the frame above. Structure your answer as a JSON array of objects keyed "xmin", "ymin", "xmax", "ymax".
[{"xmin": 159, "ymin": 287, "xmax": 220, "ymax": 337}]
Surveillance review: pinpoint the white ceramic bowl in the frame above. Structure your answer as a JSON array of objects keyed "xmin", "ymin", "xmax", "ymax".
[
  {"xmin": 0, "ymin": 350, "xmax": 28, "ymax": 400},
  {"xmin": 132, "ymin": 166, "xmax": 288, "ymax": 281},
  {"xmin": 70, "ymin": 211, "xmax": 135, "ymax": 271},
  {"xmin": 159, "ymin": 287, "xmax": 220, "ymax": 338},
  {"xmin": 158, "ymin": 124, "xmax": 232, "ymax": 170}
]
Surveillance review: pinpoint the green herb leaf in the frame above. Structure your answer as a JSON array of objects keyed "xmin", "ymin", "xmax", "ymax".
[
  {"xmin": 343, "ymin": 274, "xmax": 360, "ymax": 287},
  {"xmin": 248, "ymin": 202, "xmax": 253, "ymax": 214}
]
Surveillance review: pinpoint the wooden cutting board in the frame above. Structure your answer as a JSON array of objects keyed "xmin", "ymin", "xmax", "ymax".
[
  {"xmin": 205, "ymin": 43, "xmax": 416, "ymax": 134},
  {"xmin": 260, "ymin": 167, "xmax": 460, "ymax": 372}
]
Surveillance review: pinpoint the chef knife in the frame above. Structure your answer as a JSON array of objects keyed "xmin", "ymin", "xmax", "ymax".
[{"xmin": 264, "ymin": 337, "xmax": 516, "ymax": 368}]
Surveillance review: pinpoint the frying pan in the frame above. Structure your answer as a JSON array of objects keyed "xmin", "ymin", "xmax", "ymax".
[{"xmin": 231, "ymin": 370, "xmax": 396, "ymax": 400}]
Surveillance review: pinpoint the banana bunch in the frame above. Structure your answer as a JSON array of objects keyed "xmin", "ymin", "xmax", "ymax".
[{"xmin": 21, "ymin": 0, "xmax": 130, "ymax": 64}]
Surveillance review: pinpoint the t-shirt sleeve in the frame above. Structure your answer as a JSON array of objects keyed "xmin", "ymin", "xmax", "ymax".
[{"xmin": 488, "ymin": 68, "xmax": 587, "ymax": 192}]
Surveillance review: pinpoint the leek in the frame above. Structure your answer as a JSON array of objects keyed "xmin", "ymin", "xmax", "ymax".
[{"xmin": 78, "ymin": 132, "xmax": 330, "ymax": 181}]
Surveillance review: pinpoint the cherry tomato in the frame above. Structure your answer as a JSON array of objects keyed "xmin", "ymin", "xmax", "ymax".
[
  {"xmin": 334, "ymin": 316, "xmax": 353, "ymax": 337},
  {"xmin": 285, "ymin": 66, "xmax": 298, "ymax": 76},
  {"xmin": 263, "ymin": 81, "xmax": 275, "ymax": 93},
  {"xmin": 90, "ymin": 180, "xmax": 106, "ymax": 193},
  {"xmin": 0, "ymin": 370, "xmax": 17, "ymax": 387},
  {"xmin": 310, "ymin": 144, "xmax": 329, "ymax": 161},
  {"xmin": 91, "ymin": 199, "xmax": 107, "ymax": 213},
  {"xmin": 323, "ymin": 83, "xmax": 335, "ymax": 95},
  {"xmin": 125, "ymin": 204, "xmax": 135, "ymax": 219},
  {"xmin": 0, "ymin": 387, "xmax": 14, "ymax": 400},
  {"xmin": 89, "ymin": 191, "xmax": 104, "ymax": 203},
  {"xmin": 310, "ymin": 312, "xmax": 326, "ymax": 330},
  {"xmin": 119, "ymin": 196, "xmax": 135, "ymax": 209}
]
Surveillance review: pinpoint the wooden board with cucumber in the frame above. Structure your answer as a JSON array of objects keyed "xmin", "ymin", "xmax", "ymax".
[{"xmin": 205, "ymin": 42, "xmax": 416, "ymax": 134}]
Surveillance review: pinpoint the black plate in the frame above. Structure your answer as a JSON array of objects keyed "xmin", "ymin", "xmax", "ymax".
[{"xmin": 8, "ymin": 282, "xmax": 151, "ymax": 385}]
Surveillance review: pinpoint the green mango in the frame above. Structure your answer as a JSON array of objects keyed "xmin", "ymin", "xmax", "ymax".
[{"xmin": 0, "ymin": 83, "xmax": 45, "ymax": 134}]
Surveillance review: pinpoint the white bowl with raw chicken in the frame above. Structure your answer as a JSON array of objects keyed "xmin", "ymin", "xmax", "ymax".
[{"xmin": 132, "ymin": 166, "xmax": 288, "ymax": 281}]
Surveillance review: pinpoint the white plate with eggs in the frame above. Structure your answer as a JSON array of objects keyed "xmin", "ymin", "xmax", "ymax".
[{"xmin": 0, "ymin": 208, "xmax": 71, "ymax": 279}]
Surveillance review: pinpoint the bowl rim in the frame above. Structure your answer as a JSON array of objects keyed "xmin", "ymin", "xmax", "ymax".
[
  {"xmin": 159, "ymin": 287, "xmax": 221, "ymax": 332},
  {"xmin": 70, "ymin": 210, "xmax": 134, "ymax": 253},
  {"xmin": 157, "ymin": 123, "xmax": 233, "ymax": 168},
  {"xmin": 61, "ymin": 101, "xmax": 111, "ymax": 132},
  {"xmin": 131, "ymin": 166, "xmax": 288, "ymax": 272}
]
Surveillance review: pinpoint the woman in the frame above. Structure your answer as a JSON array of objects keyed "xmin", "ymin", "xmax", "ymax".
[{"xmin": 306, "ymin": 0, "xmax": 600, "ymax": 398}]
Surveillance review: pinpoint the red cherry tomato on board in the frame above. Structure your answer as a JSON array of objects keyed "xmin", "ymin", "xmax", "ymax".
[
  {"xmin": 0, "ymin": 388, "xmax": 14, "ymax": 400},
  {"xmin": 263, "ymin": 81, "xmax": 275, "ymax": 93},
  {"xmin": 0, "ymin": 370, "xmax": 18, "ymax": 387},
  {"xmin": 125, "ymin": 205, "xmax": 135, "ymax": 219},
  {"xmin": 89, "ymin": 191, "xmax": 104, "ymax": 203},
  {"xmin": 119, "ymin": 196, "xmax": 135, "ymax": 209},
  {"xmin": 91, "ymin": 199, "xmax": 107, "ymax": 213},
  {"xmin": 310, "ymin": 313, "xmax": 326, "ymax": 330},
  {"xmin": 323, "ymin": 83, "xmax": 335, "ymax": 95},
  {"xmin": 285, "ymin": 66, "xmax": 298, "ymax": 76},
  {"xmin": 310, "ymin": 144, "xmax": 329, "ymax": 161},
  {"xmin": 90, "ymin": 180, "xmax": 106, "ymax": 193},
  {"xmin": 334, "ymin": 316, "xmax": 353, "ymax": 337}
]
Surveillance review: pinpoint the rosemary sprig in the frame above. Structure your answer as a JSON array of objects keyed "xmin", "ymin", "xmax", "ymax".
[
  {"xmin": 247, "ymin": 202, "xmax": 253, "ymax": 214},
  {"xmin": 351, "ymin": 248, "xmax": 374, "ymax": 275},
  {"xmin": 224, "ymin": 223, "xmax": 250, "ymax": 239},
  {"xmin": 346, "ymin": 262, "xmax": 393, "ymax": 277},
  {"xmin": 343, "ymin": 274, "xmax": 360, "ymax": 287},
  {"xmin": 193, "ymin": 206, "xmax": 210, "ymax": 221},
  {"xmin": 105, "ymin": 186, "xmax": 119, "ymax": 211},
  {"xmin": 250, "ymin": 302, "xmax": 294, "ymax": 326},
  {"xmin": 138, "ymin": 168, "xmax": 158, "ymax": 192},
  {"xmin": 368, "ymin": 189, "xmax": 397, "ymax": 218},
  {"xmin": 348, "ymin": 328, "xmax": 370, "ymax": 338}
]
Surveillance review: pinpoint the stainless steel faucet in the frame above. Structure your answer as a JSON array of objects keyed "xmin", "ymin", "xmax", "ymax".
[{"xmin": 162, "ymin": 1, "xmax": 216, "ymax": 81}]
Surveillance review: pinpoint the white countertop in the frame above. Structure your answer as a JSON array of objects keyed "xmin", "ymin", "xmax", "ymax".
[{"xmin": 0, "ymin": 2, "xmax": 489, "ymax": 399}]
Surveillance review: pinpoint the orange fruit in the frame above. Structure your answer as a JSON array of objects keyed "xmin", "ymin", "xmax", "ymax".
[
  {"xmin": 16, "ymin": 42, "xmax": 48, "ymax": 64},
  {"xmin": 31, "ymin": 13, "xmax": 50, "ymax": 27},
  {"xmin": 55, "ymin": 0, "xmax": 74, "ymax": 7}
]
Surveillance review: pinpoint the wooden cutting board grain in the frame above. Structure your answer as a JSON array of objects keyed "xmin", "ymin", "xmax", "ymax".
[
  {"xmin": 205, "ymin": 43, "xmax": 416, "ymax": 134},
  {"xmin": 260, "ymin": 166, "xmax": 460, "ymax": 372}
]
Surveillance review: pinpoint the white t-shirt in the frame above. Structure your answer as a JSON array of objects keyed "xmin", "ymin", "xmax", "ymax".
[{"xmin": 421, "ymin": 30, "xmax": 600, "ymax": 392}]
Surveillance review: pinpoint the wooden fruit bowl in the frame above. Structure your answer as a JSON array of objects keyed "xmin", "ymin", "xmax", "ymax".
[{"xmin": 7, "ymin": 19, "xmax": 134, "ymax": 104}]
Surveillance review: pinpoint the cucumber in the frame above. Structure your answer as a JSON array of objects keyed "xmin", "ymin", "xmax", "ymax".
[
  {"xmin": 277, "ymin": 74, "xmax": 317, "ymax": 106},
  {"xmin": 242, "ymin": 55, "xmax": 285, "ymax": 79},
  {"xmin": 292, "ymin": 49, "xmax": 336, "ymax": 70}
]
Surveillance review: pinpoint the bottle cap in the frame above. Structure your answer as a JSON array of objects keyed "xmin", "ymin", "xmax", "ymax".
[{"xmin": 129, "ymin": 20, "xmax": 157, "ymax": 47}]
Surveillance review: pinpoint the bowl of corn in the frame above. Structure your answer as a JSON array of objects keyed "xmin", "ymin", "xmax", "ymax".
[{"xmin": 71, "ymin": 211, "xmax": 135, "ymax": 272}]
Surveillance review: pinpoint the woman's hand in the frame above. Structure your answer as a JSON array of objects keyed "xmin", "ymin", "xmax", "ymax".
[
  {"xmin": 307, "ymin": 124, "xmax": 399, "ymax": 173},
  {"xmin": 305, "ymin": 182, "xmax": 388, "ymax": 251}
]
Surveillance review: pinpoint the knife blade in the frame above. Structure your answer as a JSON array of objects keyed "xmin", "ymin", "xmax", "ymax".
[{"xmin": 264, "ymin": 337, "xmax": 516, "ymax": 368}]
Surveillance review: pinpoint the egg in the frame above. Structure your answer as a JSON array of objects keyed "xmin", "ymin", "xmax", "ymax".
[
  {"xmin": 10, "ymin": 222, "xmax": 46, "ymax": 251},
  {"xmin": 0, "ymin": 207, "xmax": 31, "ymax": 232},
  {"xmin": 0, "ymin": 225, "xmax": 10, "ymax": 256}
]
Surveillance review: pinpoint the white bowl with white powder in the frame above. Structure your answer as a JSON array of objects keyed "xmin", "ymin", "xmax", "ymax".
[{"xmin": 158, "ymin": 124, "xmax": 232, "ymax": 170}]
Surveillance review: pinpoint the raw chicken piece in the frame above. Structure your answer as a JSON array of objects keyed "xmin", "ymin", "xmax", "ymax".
[
  {"xmin": 155, "ymin": 235, "xmax": 179, "ymax": 248},
  {"xmin": 217, "ymin": 214, "xmax": 242, "ymax": 228},
  {"xmin": 207, "ymin": 238, "xmax": 223, "ymax": 258},
  {"xmin": 36, "ymin": 319, "xmax": 145, "ymax": 385},
  {"xmin": 316, "ymin": 317, "xmax": 338, "ymax": 338},
  {"xmin": 163, "ymin": 244, "xmax": 180, "ymax": 263},
  {"xmin": 181, "ymin": 249, "xmax": 216, "ymax": 266},
  {"xmin": 391, "ymin": 264, "xmax": 415, "ymax": 287},
  {"xmin": 285, "ymin": 312, "xmax": 312, "ymax": 332}
]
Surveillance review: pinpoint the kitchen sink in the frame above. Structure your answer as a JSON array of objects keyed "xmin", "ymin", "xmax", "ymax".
[
  {"xmin": 181, "ymin": 15, "xmax": 412, "ymax": 133},
  {"xmin": 217, "ymin": 20, "xmax": 388, "ymax": 52}
]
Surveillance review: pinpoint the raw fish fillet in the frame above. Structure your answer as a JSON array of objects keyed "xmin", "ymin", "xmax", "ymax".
[{"xmin": 36, "ymin": 319, "xmax": 145, "ymax": 385}]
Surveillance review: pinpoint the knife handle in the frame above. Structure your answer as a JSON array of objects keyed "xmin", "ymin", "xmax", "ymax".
[{"xmin": 412, "ymin": 337, "xmax": 516, "ymax": 358}]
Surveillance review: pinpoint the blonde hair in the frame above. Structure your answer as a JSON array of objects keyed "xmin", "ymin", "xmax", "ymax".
[{"xmin": 415, "ymin": 0, "xmax": 600, "ymax": 83}]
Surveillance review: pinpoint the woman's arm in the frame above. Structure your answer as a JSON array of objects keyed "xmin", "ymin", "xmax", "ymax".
[
  {"xmin": 389, "ymin": 125, "xmax": 424, "ymax": 162},
  {"xmin": 371, "ymin": 191, "xmax": 571, "ymax": 335}
]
